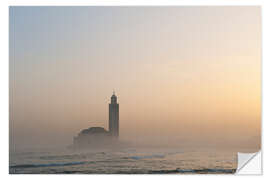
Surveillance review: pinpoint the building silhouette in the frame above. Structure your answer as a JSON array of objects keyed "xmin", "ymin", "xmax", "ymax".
[
  {"xmin": 109, "ymin": 92, "xmax": 119, "ymax": 137},
  {"xmin": 72, "ymin": 92, "xmax": 120, "ymax": 148}
]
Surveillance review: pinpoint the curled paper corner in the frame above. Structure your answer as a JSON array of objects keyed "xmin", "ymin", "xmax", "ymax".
[{"xmin": 236, "ymin": 151, "xmax": 262, "ymax": 175}]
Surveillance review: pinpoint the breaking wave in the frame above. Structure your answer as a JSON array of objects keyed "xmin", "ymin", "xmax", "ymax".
[
  {"xmin": 149, "ymin": 168, "xmax": 236, "ymax": 174},
  {"xmin": 127, "ymin": 151, "xmax": 184, "ymax": 160},
  {"xmin": 129, "ymin": 154, "xmax": 165, "ymax": 160},
  {"xmin": 10, "ymin": 161, "xmax": 89, "ymax": 168}
]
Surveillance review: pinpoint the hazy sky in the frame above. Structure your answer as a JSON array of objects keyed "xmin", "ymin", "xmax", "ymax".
[{"xmin": 10, "ymin": 7, "xmax": 261, "ymax": 150}]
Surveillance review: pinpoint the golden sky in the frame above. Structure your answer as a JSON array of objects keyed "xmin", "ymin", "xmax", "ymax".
[{"xmin": 10, "ymin": 6, "xmax": 261, "ymax": 150}]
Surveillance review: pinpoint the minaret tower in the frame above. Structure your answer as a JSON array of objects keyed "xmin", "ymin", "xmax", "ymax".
[{"xmin": 109, "ymin": 91, "xmax": 119, "ymax": 137}]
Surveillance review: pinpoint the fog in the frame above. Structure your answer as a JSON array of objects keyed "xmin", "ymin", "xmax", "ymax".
[{"xmin": 9, "ymin": 7, "xmax": 261, "ymax": 152}]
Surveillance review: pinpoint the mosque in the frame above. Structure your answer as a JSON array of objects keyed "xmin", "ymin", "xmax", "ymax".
[{"xmin": 72, "ymin": 92, "xmax": 119, "ymax": 149}]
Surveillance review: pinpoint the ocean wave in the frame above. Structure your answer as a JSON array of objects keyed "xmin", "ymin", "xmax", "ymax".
[
  {"xmin": 127, "ymin": 151, "xmax": 183, "ymax": 160},
  {"xmin": 10, "ymin": 165, "xmax": 236, "ymax": 174},
  {"xmin": 129, "ymin": 154, "xmax": 165, "ymax": 160},
  {"xmin": 39, "ymin": 154, "xmax": 88, "ymax": 160},
  {"xmin": 10, "ymin": 161, "xmax": 89, "ymax": 169},
  {"xmin": 150, "ymin": 168, "xmax": 236, "ymax": 174}
]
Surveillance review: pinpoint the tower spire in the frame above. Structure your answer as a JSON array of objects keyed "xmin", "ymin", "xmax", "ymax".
[{"xmin": 109, "ymin": 92, "xmax": 119, "ymax": 138}]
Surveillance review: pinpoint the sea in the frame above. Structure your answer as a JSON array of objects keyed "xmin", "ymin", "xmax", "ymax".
[{"xmin": 9, "ymin": 146, "xmax": 241, "ymax": 174}]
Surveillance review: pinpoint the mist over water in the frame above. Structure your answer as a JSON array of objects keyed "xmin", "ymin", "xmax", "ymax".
[
  {"xmin": 10, "ymin": 145, "xmax": 241, "ymax": 174},
  {"xmin": 9, "ymin": 6, "xmax": 261, "ymax": 174},
  {"xmin": 9, "ymin": 135, "xmax": 259, "ymax": 174}
]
